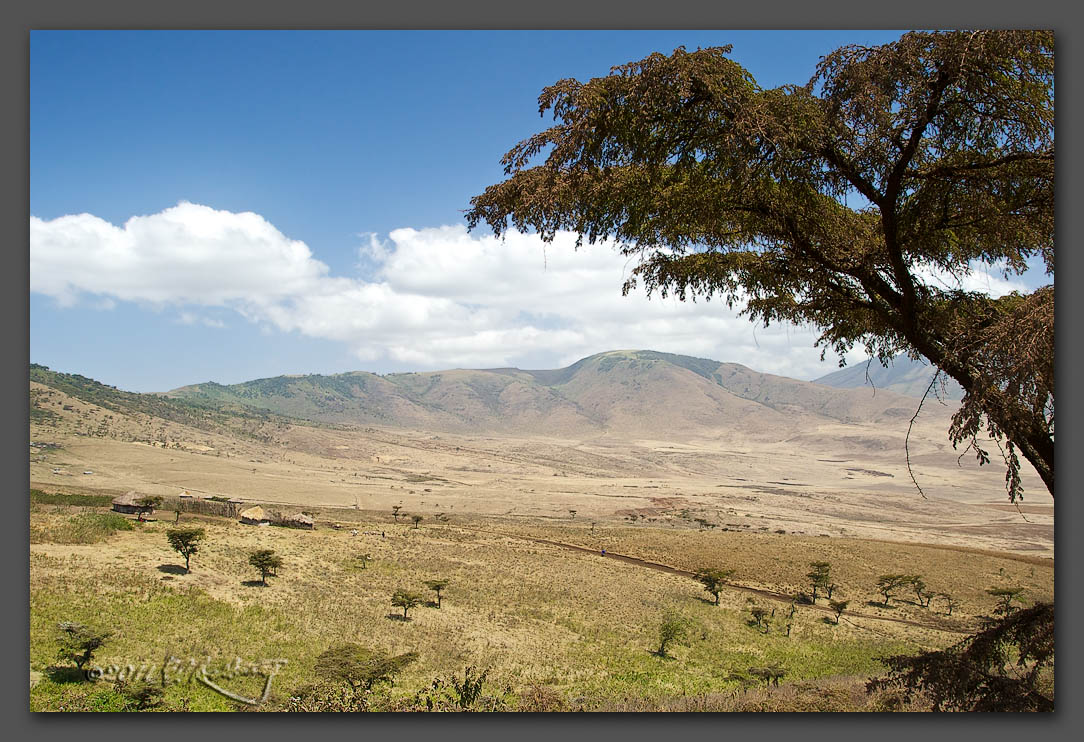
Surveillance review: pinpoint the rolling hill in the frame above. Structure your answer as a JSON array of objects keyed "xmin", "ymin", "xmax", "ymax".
[
  {"xmin": 813, "ymin": 356, "xmax": 965, "ymax": 401},
  {"xmin": 156, "ymin": 350, "xmax": 945, "ymax": 438}
]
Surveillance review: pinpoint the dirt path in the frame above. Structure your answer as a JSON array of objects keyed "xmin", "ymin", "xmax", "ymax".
[{"xmin": 470, "ymin": 526, "xmax": 976, "ymax": 636}]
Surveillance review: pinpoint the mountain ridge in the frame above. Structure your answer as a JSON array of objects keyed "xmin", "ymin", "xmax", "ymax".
[{"xmin": 144, "ymin": 350, "xmax": 940, "ymax": 438}]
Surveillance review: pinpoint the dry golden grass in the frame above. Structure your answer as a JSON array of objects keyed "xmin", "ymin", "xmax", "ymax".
[
  {"xmin": 29, "ymin": 492, "xmax": 1050, "ymax": 711},
  {"xmin": 29, "ymin": 378, "xmax": 1054, "ymax": 711}
]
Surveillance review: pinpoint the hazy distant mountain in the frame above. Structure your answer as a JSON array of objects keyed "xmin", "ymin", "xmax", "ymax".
[
  {"xmin": 161, "ymin": 350, "xmax": 937, "ymax": 437},
  {"xmin": 813, "ymin": 356, "xmax": 964, "ymax": 401}
]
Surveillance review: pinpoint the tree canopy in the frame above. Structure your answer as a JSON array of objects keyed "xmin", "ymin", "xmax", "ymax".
[{"xmin": 468, "ymin": 31, "xmax": 1053, "ymax": 500}]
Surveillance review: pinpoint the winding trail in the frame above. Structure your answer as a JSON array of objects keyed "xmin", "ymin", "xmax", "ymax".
[{"xmin": 467, "ymin": 526, "xmax": 976, "ymax": 636}]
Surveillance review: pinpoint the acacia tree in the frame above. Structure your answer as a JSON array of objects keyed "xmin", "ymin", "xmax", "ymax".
[
  {"xmin": 165, "ymin": 527, "xmax": 205, "ymax": 573},
  {"xmin": 424, "ymin": 579, "xmax": 449, "ymax": 608},
  {"xmin": 391, "ymin": 589, "xmax": 424, "ymax": 620},
  {"xmin": 877, "ymin": 574, "xmax": 911, "ymax": 606},
  {"xmin": 655, "ymin": 614, "xmax": 690, "ymax": 658},
  {"xmin": 694, "ymin": 567, "xmax": 734, "ymax": 605},
  {"xmin": 56, "ymin": 621, "xmax": 110, "ymax": 670},
  {"xmin": 134, "ymin": 495, "xmax": 162, "ymax": 521},
  {"xmin": 987, "ymin": 587, "xmax": 1026, "ymax": 616},
  {"xmin": 315, "ymin": 644, "xmax": 418, "ymax": 699},
  {"xmin": 249, "ymin": 549, "xmax": 283, "ymax": 586},
  {"xmin": 869, "ymin": 602, "xmax": 1053, "ymax": 711},
  {"xmin": 468, "ymin": 31, "xmax": 1054, "ymax": 502},
  {"xmin": 807, "ymin": 561, "xmax": 832, "ymax": 604},
  {"xmin": 829, "ymin": 599, "xmax": 849, "ymax": 625}
]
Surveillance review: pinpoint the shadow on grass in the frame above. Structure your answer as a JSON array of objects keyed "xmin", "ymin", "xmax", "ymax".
[
  {"xmin": 157, "ymin": 564, "xmax": 188, "ymax": 575},
  {"xmin": 241, "ymin": 580, "xmax": 269, "ymax": 588},
  {"xmin": 385, "ymin": 613, "xmax": 413, "ymax": 622},
  {"xmin": 866, "ymin": 600, "xmax": 895, "ymax": 609},
  {"xmin": 821, "ymin": 617, "xmax": 840, "ymax": 626},
  {"xmin": 694, "ymin": 597, "xmax": 720, "ymax": 606},
  {"xmin": 45, "ymin": 665, "xmax": 87, "ymax": 684}
]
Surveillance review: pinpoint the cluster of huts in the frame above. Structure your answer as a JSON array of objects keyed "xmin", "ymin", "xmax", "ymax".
[
  {"xmin": 112, "ymin": 490, "xmax": 314, "ymax": 530},
  {"xmin": 238, "ymin": 505, "xmax": 314, "ymax": 530}
]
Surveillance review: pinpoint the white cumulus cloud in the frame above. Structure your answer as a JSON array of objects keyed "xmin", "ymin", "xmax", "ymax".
[{"xmin": 30, "ymin": 202, "xmax": 1036, "ymax": 380}]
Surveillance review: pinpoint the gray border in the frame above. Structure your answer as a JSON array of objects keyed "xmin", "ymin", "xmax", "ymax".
[{"xmin": 7, "ymin": 1, "xmax": 1080, "ymax": 740}]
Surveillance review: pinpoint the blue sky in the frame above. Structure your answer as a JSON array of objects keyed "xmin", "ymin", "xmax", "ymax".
[{"xmin": 30, "ymin": 30, "xmax": 1039, "ymax": 393}]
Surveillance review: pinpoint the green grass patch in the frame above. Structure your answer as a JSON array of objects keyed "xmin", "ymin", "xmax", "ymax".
[
  {"xmin": 31, "ymin": 512, "xmax": 135, "ymax": 544},
  {"xmin": 30, "ymin": 489, "xmax": 113, "ymax": 508}
]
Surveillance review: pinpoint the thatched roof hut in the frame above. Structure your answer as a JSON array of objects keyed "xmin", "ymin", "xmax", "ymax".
[
  {"xmin": 239, "ymin": 506, "xmax": 270, "ymax": 526},
  {"xmin": 111, "ymin": 491, "xmax": 142, "ymax": 514},
  {"xmin": 282, "ymin": 512, "xmax": 315, "ymax": 530}
]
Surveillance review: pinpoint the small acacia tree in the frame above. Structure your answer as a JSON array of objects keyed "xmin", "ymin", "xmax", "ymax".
[
  {"xmin": 411, "ymin": 514, "xmax": 423, "ymax": 529},
  {"xmin": 134, "ymin": 495, "xmax": 162, "ymax": 521},
  {"xmin": 358, "ymin": 553, "xmax": 372, "ymax": 570},
  {"xmin": 694, "ymin": 567, "xmax": 734, "ymax": 606},
  {"xmin": 391, "ymin": 589, "xmax": 424, "ymax": 620},
  {"xmin": 56, "ymin": 621, "xmax": 110, "ymax": 670},
  {"xmin": 877, "ymin": 574, "xmax": 911, "ymax": 606},
  {"xmin": 807, "ymin": 561, "xmax": 831, "ymax": 604},
  {"xmin": 315, "ymin": 644, "xmax": 418, "ymax": 699},
  {"xmin": 249, "ymin": 549, "xmax": 283, "ymax": 586},
  {"xmin": 165, "ymin": 527, "xmax": 205, "ymax": 573},
  {"xmin": 655, "ymin": 615, "xmax": 690, "ymax": 658},
  {"xmin": 392, "ymin": 505, "xmax": 402, "ymax": 522},
  {"xmin": 424, "ymin": 579, "xmax": 449, "ymax": 608},
  {"xmin": 911, "ymin": 577, "xmax": 935, "ymax": 608},
  {"xmin": 938, "ymin": 592, "xmax": 959, "ymax": 616},
  {"xmin": 987, "ymin": 587, "xmax": 1026, "ymax": 616},
  {"xmin": 829, "ymin": 599, "xmax": 849, "ymax": 625}
]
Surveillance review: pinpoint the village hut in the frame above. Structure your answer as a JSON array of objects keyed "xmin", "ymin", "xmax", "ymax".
[
  {"xmin": 111, "ymin": 491, "xmax": 143, "ymax": 514},
  {"xmin": 239, "ymin": 506, "xmax": 270, "ymax": 526},
  {"xmin": 226, "ymin": 498, "xmax": 245, "ymax": 518},
  {"xmin": 282, "ymin": 512, "xmax": 315, "ymax": 530}
]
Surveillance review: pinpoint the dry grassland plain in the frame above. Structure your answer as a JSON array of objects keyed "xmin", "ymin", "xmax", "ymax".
[{"xmin": 28, "ymin": 379, "xmax": 1053, "ymax": 711}]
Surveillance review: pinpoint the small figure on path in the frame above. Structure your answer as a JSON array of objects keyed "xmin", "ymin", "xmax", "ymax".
[
  {"xmin": 601, "ymin": 548, "xmax": 606, "ymax": 557},
  {"xmin": 174, "ymin": 510, "xmax": 181, "ymax": 524},
  {"xmin": 351, "ymin": 529, "xmax": 358, "ymax": 537},
  {"xmin": 381, "ymin": 531, "xmax": 386, "ymax": 539}
]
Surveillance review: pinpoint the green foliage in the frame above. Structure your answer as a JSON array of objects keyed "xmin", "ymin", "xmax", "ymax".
[
  {"xmin": 135, "ymin": 496, "xmax": 163, "ymax": 516},
  {"xmin": 747, "ymin": 666, "xmax": 786, "ymax": 687},
  {"xmin": 29, "ymin": 364, "xmax": 291, "ymax": 442},
  {"xmin": 876, "ymin": 574, "xmax": 911, "ymax": 606},
  {"xmin": 114, "ymin": 679, "xmax": 165, "ymax": 710},
  {"xmin": 165, "ymin": 527, "xmax": 205, "ymax": 572},
  {"xmin": 749, "ymin": 606, "xmax": 770, "ymax": 632},
  {"xmin": 411, "ymin": 514, "xmax": 424, "ymax": 529},
  {"xmin": 313, "ymin": 644, "xmax": 418, "ymax": 695},
  {"xmin": 655, "ymin": 614, "xmax": 691, "ymax": 658},
  {"xmin": 807, "ymin": 561, "xmax": 831, "ymax": 603},
  {"xmin": 56, "ymin": 621, "xmax": 111, "ymax": 669},
  {"xmin": 424, "ymin": 579, "xmax": 449, "ymax": 608},
  {"xmin": 986, "ymin": 587, "xmax": 1026, "ymax": 616},
  {"xmin": 391, "ymin": 589, "xmax": 424, "ymax": 620},
  {"xmin": 249, "ymin": 549, "xmax": 283, "ymax": 585},
  {"xmin": 467, "ymin": 31, "xmax": 1055, "ymax": 500},
  {"xmin": 32, "ymin": 512, "xmax": 135, "ymax": 544},
  {"xmin": 869, "ymin": 602, "xmax": 1053, "ymax": 711},
  {"xmin": 29, "ymin": 489, "xmax": 113, "ymax": 508},
  {"xmin": 828, "ymin": 600, "xmax": 849, "ymax": 624},
  {"xmin": 694, "ymin": 567, "xmax": 734, "ymax": 605}
]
